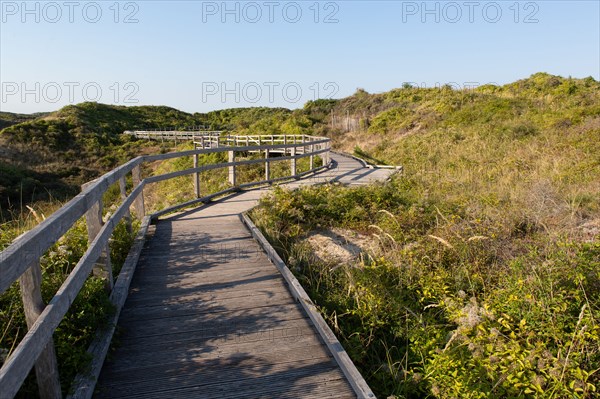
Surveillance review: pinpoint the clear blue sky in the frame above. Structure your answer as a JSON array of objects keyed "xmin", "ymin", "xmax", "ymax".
[{"xmin": 1, "ymin": 0, "xmax": 599, "ymax": 114}]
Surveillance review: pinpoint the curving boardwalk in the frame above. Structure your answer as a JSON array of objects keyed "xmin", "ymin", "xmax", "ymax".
[{"xmin": 94, "ymin": 153, "xmax": 396, "ymax": 398}]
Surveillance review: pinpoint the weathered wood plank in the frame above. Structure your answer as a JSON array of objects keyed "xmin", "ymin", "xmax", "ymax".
[
  {"xmin": 83, "ymin": 191, "xmax": 113, "ymax": 291},
  {"xmin": 18, "ymin": 261, "xmax": 61, "ymax": 399},
  {"xmin": 118, "ymin": 176, "xmax": 133, "ymax": 234},
  {"xmin": 98, "ymin": 360, "xmax": 347, "ymax": 399},
  {"xmin": 242, "ymin": 214, "xmax": 376, "ymax": 399},
  {"xmin": 67, "ymin": 216, "xmax": 151, "ymax": 399},
  {"xmin": 118, "ymin": 290, "xmax": 294, "ymax": 322},
  {"xmin": 131, "ymin": 165, "xmax": 145, "ymax": 219}
]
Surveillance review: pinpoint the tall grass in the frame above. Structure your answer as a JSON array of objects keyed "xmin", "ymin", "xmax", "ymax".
[{"xmin": 249, "ymin": 75, "xmax": 600, "ymax": 398}]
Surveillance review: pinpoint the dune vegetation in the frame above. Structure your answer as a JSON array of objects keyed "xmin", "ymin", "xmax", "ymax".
[
  {"xmin": 250, "ymin": 73, "xmax": 600, "ymax": 398},
  {"xmin": 0, "ymin": 73, "xmax": 598, "ymax": 397}
]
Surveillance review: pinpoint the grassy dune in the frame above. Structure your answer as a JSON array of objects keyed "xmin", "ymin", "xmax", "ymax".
[{"xmin": 251, "ymin": 74, "xmax": 600, "ymax": 398}]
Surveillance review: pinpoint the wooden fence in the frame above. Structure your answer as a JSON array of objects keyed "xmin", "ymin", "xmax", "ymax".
[
  {"xmin": 0, "ymin": 135, "xmax": 331, "ymax": 399},
  {"xmin": 123, "ymin": 130, "xmax": 223, "ymax": 143}
]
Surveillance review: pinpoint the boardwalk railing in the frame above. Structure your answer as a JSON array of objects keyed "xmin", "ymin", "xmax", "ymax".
[
  {"xmin": 0, "ymin": 134, "xmax": 331, "ymax": 399},
  {"xmin": 124, "ymin": 130, "xmax": 224, "ymax": 143}
]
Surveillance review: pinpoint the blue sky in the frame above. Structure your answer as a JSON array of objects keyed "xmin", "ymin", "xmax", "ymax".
[{"xmin": 1, "ymin": 0, "xmax": 599, "ymax": 113}]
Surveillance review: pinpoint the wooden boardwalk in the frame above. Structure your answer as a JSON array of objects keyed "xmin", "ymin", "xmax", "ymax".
[{"xmin": 95, "ymin": 153, "xmax": 396, "ymax": 398}]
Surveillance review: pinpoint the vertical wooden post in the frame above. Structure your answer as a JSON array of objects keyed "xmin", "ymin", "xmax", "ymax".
[
  {"xmin": 228, "ymin": 150, "xmax": 236, "ymax": 186},
  {"xmin": 310, "ymin": 143, "xmax": 314, "ymax": 171},
  {"xmin": 132, "ymin": 165, "xmax": 145, "ymax": 219},
  {"xmin": 283, "ymin": 135, "xmax": 287, "ymax": 156},
  {"xmin": 291, "ymin": 147, "xmax": 297, "ymax": 177},
  {"xmin": 84, "ymin": 192, "xmax": 114, "ymax": 291},
  {"xmin": 301, "ymin": 135, "xmax": 306, "ymax": 156},
  {"xmin": 19, "ymin": 261, "xmax": 62, "ymax": 399},
  {"xmin": 119, "ymin": 176, "xmax": 132, "ymax": 234},
  {"xmin": 265, "ymin": 149, "xmax": 270, "ymax": 181},
  {"xmin": 193, "ymin": 153, "xmax": 200, "ymax": 198}
]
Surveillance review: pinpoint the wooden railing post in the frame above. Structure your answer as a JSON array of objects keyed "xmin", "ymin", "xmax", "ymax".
[
  {"xmin": 193, "ymin": 153, "xmax": 200, "ymax": 198},
  {"xmin": 119, "ymin": 177, "xmax": 133, "ymax": 234},
  {"xmin": 228, "ymin": 150, "xmax": 236, "ymax": 186},
  {"xmin": 132, "ymin": 165, "xmax": 145, "ymax": 219},
  {"xmin": 19, "ymin": 261, "xmax": 62, "ymax": 399},
  {"xmin": 83, "ymin": 188, "xmax": 114, "ymax": 291},
  {"xmin": 301, "ymin": 135, "xmax": 306, "ymax": 155},
  {"xmin": 310, "ymin": 143, "xmax": 314, "ymax": 171},
  {"xmin": 291, "ymin": 147, "xmax": 297, "ymax": 177},
  {"xmin": 265, "ymin": 149, "xmax": 270, "ymax": 181}
]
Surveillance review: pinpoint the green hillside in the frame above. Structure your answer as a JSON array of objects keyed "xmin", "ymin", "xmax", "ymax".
[
  {"xmin": 250, "ymin": 73, "xmax": 600, "ymax": 397},
  {"xmin": 0, "ymin": 103, "xmax": 291, "ymax": 211},
  {"xmin": 0, "ymin": 72, "xmax": 598, "ymax": 398}
]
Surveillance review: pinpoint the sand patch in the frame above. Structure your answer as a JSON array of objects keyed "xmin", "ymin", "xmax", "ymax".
[{"xmin": 305, "ymin": 227, "xmax": 373, "ymax": 265}]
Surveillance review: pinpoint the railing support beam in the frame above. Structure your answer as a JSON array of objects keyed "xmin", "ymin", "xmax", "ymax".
[
  {"xmin": 119, "ymin": 176, "xmax": 133, "ymax": 234},
  {"xmin": 132, "ymin": 165, "xmax": 145, "ymax": 219},
  {"xmin": 193, "ymin": 153, "xmax": 200, "ymax": 198},
  {"xmin": 265, "ymin": 149, "xmax": 270, "ymax": 181},
  {"xmin": 83, "ymin": 192, "xmax": 114, "ymax": 292},
  {"xmin": 19, "ymin": 261, "xmax": 62, "ymax": 399},
  {"xmin": 291, "ymin": 147, "xmax": 297, "ymax": 177},
  {"xmin": 228, "ymin": 150, "xmax": 236, "ymax": 186}
]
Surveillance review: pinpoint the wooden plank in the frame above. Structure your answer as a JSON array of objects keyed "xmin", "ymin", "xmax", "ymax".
[
  {"xmin": 18, "ymin": 261, "xmax": 61, "ymax": 399},
  {"xmin": 265, "ymin": 148, "xmax": 270, "ymax": 180},
  {"xmin": 118, "ymin": 291, "xmax": 294, "ymax": 323},
  {"xmin": 242, "ymin": 214, "xmax": 376, "ymax": 399},
  {"xmin": 116, "ymin": 302, "xmax": 309, "ymax": 337},
  {"xmin": 291, "ymin": 147, "xmax": 297, "ymax": 176},
  {"xmin": 228, "ymin": 150, "xmax": 236, "ymax": 186},
  {"xmin": 99, "ymin": 355, "xmax": 336, "ymax": 395},
  {"xmin": 83, "ymin": 191, "xmax": 113, "ymax": 291},
  {"xmin": 193, "ymin": 153, "xmax": 200, "ymax": 198},
  {"xmin": 99, "ymin": 367, "xmax": 350, "ymax": 399},
  {"xmin": 131, "ymin": 165, "xmax": 145, "ymax": 219},
  {"xmin": 102, "ymin": 331, "xmax": 326, "ymax": 373},
  {"xmin": 119, "ymin": 176, "xmax": 133, "ymax": 234},
  {"xmin": 67, "ymin": 216, "xmax": 151, "ymax": 399},
  {"xmin": 98, "ymin": 360, "xmax": 347, "ymax": 399},
  {"xmin": 122, "ymin": 279, "xmax": 289, "ymax": 308}
]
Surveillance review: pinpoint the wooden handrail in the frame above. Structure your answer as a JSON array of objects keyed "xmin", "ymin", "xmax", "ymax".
[{"xmin": 0, "ymin": 134, "xmax": 331, "ymax": 399}]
